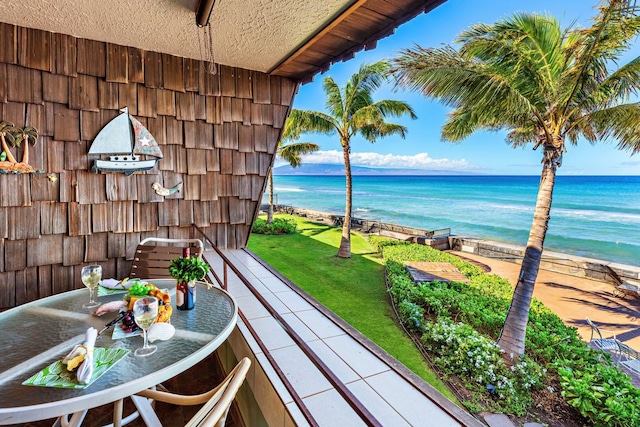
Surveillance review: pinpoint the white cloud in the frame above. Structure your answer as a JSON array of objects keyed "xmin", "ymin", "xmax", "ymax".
[{"xmin": 291, "ymin": 150, "xmax": 477, "ymax": 170}]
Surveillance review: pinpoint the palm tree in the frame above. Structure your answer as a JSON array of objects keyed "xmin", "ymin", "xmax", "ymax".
[
  {"xmin": 0, "ymin": 121, "xmax": 18, "ymax": 163},
  {"xmin": 392, "ymin": 0, "xmax": 640, "ymax": 360},
  {"xmin": 287, "ymin": 61, "xmax": 417, "ymax": 258},
  {"xmin": 267, "ymin": 138, "xmax": 319, "ymax": 223},
  {"xmin": 13, "ymin": 126, "xmax": 39, "ymax": 165}
]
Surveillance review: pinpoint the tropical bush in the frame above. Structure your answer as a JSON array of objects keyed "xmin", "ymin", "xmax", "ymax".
[
  {"xmin": 423, "ymin": 318, "xmax": 545, "ymax": 415},
  {"xmin": 375, "ymin": 237, "xmax": 640, "ymax": 424},
  {"xmin": 252, "ymin": 217, "xmax": 297, "ymax": 235}
]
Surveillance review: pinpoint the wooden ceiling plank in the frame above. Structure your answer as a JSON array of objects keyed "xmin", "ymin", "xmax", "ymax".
[
  {"xmin": 273, "ymin": 0, "xmax": 445, "ymax": 81},
  {"xmin": 270, "ymin": 0, "xmax": 371, "ymax": 75}
]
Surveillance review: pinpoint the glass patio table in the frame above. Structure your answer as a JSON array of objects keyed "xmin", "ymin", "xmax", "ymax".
[{"xmin": 0, "ymin": 279, "xmax": 237, "ymax": 426}]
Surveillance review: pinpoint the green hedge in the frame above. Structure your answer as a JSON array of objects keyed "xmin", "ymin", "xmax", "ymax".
[
  {"xmin": 251, "ymin": 217, "xmax": 297, "ymax": 235},
  {"xmin": 375, "ymin": 237, "xmax": 640, "ymax": 425}
]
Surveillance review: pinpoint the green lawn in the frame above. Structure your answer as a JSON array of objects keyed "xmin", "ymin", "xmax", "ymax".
[{"xmin": 247, "ymin": 214, "xmax": 456, "ymax": 401}]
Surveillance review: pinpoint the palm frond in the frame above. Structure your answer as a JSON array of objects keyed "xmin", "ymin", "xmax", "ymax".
[
  {"xmin": 285, "ymin": 110, "xmax": 337, "ymax": 140},
  {"xmin": 14, "ymin": 126, "xmax": 39, "ymax": 146},
  {"xmin": 323, "ymin": 77, "xmax": 344, "ymax": 120},
  {"xmin": 392, "ymin": 45, "xmax": 536, "ymax": 120},
  {"xmin": 343, "ymin": 62, "xmax": 390, "ymax": 117},
  {"xmin": 370, "ymin": 99, "xmax": 417, "ymax": 119},
  {"xmin": 506, "ymin": 124, "xmax": 538, "ymax": 147},
  {"xmin": 442, "ymin": 108, "xmax": 521, "ymax": 142},
  {"xmin": 441, "ymin": 109, "xmax": 483, "ymax": 142},
  {"xmin": 588, "ymin": 103, "xmax": 640, "ymax": 153},
  {"xmin": 575, "ymin": 55, "xmax": 640, "ymax": 112},
  {"xmin": 561, "ymin": 0, "xmax": 640, "ymax": 115},
  {"xmin": 458, "ymin": 12, "xmax": 564, "ymax": 105},
  {"xmin": 277, "ymin": 142, "xmax": 320, "ymax": 168},
  {"xmin": 0, "ymin": 121, "xmax": 17, "ymax": 144},
  {"xmin": 360, "ymin": 122, "xmax": 408, "ymax": 142}
]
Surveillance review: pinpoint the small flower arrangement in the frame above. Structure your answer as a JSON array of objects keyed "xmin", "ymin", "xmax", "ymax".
[{"xmin": 169, "ymin": 255, "xmax": 210, "ymax": 284}]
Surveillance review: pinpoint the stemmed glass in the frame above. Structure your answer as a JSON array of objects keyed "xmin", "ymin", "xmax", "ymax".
[
  {"xmin": 81, "ymin": 265, "xmax": 102, "ymax": 309},
  {"xmin": 133, "ymin": 297, "xmax": 159, "ymax": 357}
]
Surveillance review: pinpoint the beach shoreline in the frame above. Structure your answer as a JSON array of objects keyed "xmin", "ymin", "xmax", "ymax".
[{"xmin": 268, "ymin": 204, "xmax": 640, "ymax": 284}]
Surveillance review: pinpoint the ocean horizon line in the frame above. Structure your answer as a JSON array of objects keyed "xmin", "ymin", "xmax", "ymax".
[{"xmin": 273, "ymin": 173, "xmax": 640, "ymax": 177}]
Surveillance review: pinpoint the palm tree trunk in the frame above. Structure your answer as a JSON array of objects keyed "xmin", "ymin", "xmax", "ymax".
[
  {"xmin": 22, "ymin": 138, "xmax": 29, "ymax": 165},
  {"xmin": 497, "ymin": 162, "xmax": 556, "ymax": 362},
  {"xmin": 267, "ymin": 170, "xmax": 274, "ymax": 224},
  {"xmin": 337, "ymin": 142, "xmax": 352, "ymax": 258},
  {"xmin": 0, "ymin": 134, "xmax": 17, "ymax": 163},
  {"xmin": 21, "ymin": 136, "xmax": 29, "ymax": 165}
]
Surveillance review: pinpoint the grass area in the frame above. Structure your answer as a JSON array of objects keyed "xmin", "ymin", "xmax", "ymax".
[{"xmin": 247, "ymin": 214, "xmax": 456, "ymax": 401}]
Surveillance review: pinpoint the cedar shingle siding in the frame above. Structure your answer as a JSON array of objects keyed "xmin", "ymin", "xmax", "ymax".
[{"xmin": 0, "ymin": 24, "xmax": 296, "ymax": 308}]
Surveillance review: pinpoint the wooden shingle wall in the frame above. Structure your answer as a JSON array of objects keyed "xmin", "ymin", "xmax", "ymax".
[{"xmin": 0, "ymin": 24, "xmax": 297, "ymax": 308}]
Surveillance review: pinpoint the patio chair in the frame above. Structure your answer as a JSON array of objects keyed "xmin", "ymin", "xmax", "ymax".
[
  {"xmin": 586, "ymin": 317, "xmax": 621, "ymax": 352},
  {"xmin": 616, "ymin": 342, "xmax": 640, "ymax": 374},
  {"xmin": 129, "ymin": 237, "xmax": 204, "ymax": 279},
  {"xmin": 135, "ymin": 357, "xmax": 251, "ymax": 427}
]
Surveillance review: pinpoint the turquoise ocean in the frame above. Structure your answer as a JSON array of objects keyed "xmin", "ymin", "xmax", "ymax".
[{"xmin": 265, "ymin": 175, "xmax": 640, "ymax": 267}]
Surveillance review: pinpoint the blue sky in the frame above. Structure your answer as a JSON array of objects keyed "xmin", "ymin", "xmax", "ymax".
[{"xmin": 287, "ymin": 0, "xmax": 640, "ymax": 175}]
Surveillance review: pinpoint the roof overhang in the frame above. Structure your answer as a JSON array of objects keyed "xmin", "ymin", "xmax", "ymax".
[{"xmin": 0, "ymin": 0, "xmax": 445, "ymax": 82}]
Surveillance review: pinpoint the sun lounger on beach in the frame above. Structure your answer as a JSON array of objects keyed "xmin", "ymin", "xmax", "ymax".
[
  {"xmin": 612, "ymin": 279, "xmax": 640, "ymax": 299},
  {"xmin": 586, "ymin": 317, "xmax": 621, "ymax": 352}
]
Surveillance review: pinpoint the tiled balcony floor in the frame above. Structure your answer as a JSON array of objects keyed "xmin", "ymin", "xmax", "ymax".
[{"xmin": 210, "ymin": 248, "xmax": 481, "ymax": 427}]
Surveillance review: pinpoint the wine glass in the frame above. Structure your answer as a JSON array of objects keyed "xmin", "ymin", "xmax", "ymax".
[
  {"xmin": 81, "ymin": 265, "xmax": 102, "ymax": 309},
  {"xmin": 133, "ymin": 297, "xmax": 159, "ymax": 357}
]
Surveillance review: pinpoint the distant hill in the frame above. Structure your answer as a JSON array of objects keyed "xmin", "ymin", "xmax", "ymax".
[{"xmin": 273, "ymin": 163, "xmax": 478, "ymax": 176}]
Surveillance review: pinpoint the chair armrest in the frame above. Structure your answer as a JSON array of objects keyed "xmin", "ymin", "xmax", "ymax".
[
  {"xmin": 617, "ymin": 342, "xmax": 640, "ymax": 359},
  {"xmin": 136, "ymin": 387, "xmax": 218, "ymax": 406}
]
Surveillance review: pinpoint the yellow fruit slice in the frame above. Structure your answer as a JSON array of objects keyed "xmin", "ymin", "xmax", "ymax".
[{"xmin": 66, "ymin": 352, "xmax": 87, "ymax": 371}]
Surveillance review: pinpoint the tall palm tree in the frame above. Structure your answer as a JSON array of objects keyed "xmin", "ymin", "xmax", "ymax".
[
  {"xmin": 287, "ymin": 61, "xmax": 416, "ymax": 258},
  {"xmin": 392, "ymin": 0, "xmax": 640, "ymax": 360},
  {"xmin": 0, "ymin": 121, "xmax": 18, "ymax": 163},
  {"xmin": 267, "ymin": 138, "xmax": 319, "ymax": 224},
  {"xmin": 13, "ymin": 126, "xmax": 39, "ymax": 165}
]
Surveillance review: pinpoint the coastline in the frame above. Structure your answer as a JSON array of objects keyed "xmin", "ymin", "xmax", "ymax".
[{"xmin": 269, "ymin": 205, "xmax": 640, "ymax": 284}]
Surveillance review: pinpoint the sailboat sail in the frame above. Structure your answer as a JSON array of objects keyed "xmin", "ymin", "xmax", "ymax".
[
  {"xmin": 89, "ymin": 107, "xmax": 163, "ymax": 175},
  {"xmin": 131, "ymin": 116, "xmax": 163, "ymax": 159},
  {"xmin": 88, "ymin": 111, "xmax": 132, "ymax": 155}
]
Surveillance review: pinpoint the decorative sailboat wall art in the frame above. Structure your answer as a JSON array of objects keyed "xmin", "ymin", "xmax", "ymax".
[{"xmin": 89, "ymin": 107, "xmax": 163, "ymax": 175}]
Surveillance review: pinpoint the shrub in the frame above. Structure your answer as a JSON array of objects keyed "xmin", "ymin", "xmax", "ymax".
[
  {"xmin": 368, "ymin": 235, "xmax": 408, "ymax": 251},
  {"xmin": 557, "ymin": 362, "xmax": 640, "ymax": 427},
  {"xmin": 381, "ymin": 240, "xmax": 638, "ymax": 424},
  {"xmin": 397, "ymin": 300, "xmax": 426, "ymax": 332},
  {"xmin": 252, "ymin": 217, "xmax": 297, "ymax": 235},
  {"xmin": 423, "ymin": 318, "xmax": 545, "ymax": 415}
]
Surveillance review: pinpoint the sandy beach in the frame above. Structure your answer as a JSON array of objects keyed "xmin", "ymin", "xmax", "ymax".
[{"xmin": 449, "ymin": 250, "xmax": 640, "ymax": 350}]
